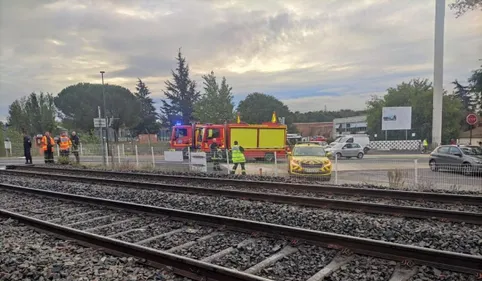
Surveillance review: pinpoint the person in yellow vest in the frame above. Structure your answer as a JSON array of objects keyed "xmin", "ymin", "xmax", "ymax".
[
  {"xmin": 41, "ymin": 131, "xmax": 55, "ymax": 164},
  {"xmin": 230, "ymin": 140, "xmax": 246, "ymax": 175},
  {"xmin": 422, "ymin": 139, "xmax": 429, "ymax": 153},
  {"xmin": 58, "ymin": 131, "xmax": 72, "ymax": 159}
]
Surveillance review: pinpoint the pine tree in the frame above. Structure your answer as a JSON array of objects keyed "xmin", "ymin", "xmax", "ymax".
[
  {"xmin": 218, "ymin": 76, "xmax": 235, "ymax": 122},
  {"xmin": 133, "ymin": 78, "xmax": 159, "ymax": 135},
  {"xmin": 194, "ymin": 71, "xmax": 234, "ymax": 123},
  {"xmin": 160, "ymin": 49, "xmax": 200, "ymax": 126}
]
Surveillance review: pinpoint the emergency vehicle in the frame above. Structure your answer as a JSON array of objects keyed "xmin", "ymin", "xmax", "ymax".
[{"xmin": 169, "ymin": 112, "xmax": 287, "ymax": 161}]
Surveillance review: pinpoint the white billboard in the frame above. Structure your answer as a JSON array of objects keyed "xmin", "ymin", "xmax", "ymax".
[{"xmin": 381, "ymin": 107, "xmax": 412, "ymax": 131}]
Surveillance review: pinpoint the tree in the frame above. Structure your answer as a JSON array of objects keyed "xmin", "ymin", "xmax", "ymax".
[
  {"xmin": 292, "ymin": 109, "xmax": 365, "ymax": 123},
  {"xmin": 452, "ymin": 80, "xmax": 474, "ymax": 112},
  {"xmin": 237, "ymin": 93, "xmax": 297, "ymax": 132},
  {"xmin": 365, "ymin": 79, "xmax": 464, "ymax": 144},
  {"xmin": 160, "ymin": 49, "xmax": 200, "ymax": 126},
  {"xmin": 467, "ymin": 64, "xmax": 482, "ymax": 115},
  {"xmin": 133, "ymin": 79, "xmax": 159, "ymax": 135},
  {"xmin": 194, "ymin": 71, "xmax": 235, "ymax": 123},
  {"xmin": 55, "ymin": 83, "xmax": 141, "ymax": 141},
  {"xmin": 449, "ymin": 0, "xmax": 482, "ymax": 17},
  {"xmin": 7, "ymin": 92, "xmax": 56, "ymax": 134}
]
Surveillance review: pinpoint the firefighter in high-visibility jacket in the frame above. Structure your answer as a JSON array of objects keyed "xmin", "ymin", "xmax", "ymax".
[
  {"xmin": 41, "ymin": 131, "xmax": 55, "ymax": 164},
  {"xmin": 230, "ymin": 140, "xmax": 246, "ymax": 175},
  {"xmin": 58, "ymin": 131, "xmax": 72, "ymax": 159}
]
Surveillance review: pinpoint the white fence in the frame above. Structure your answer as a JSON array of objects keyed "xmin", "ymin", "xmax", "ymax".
[{"xmin": 4, "ymin": 143, "xmax": 481, "ymax": 192}]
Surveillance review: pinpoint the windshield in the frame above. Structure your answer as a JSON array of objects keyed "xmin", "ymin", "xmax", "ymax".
[
  {"xmin": 334, "ymin": 137, "xmax": 342, "ymax": 142},
  {"xmin": 293, "ymin": 146, "xmax": 326, "ymax": 156},
  {"xmin": 461, "ymin": 146, "xmax": 482, "ymax": 155}
]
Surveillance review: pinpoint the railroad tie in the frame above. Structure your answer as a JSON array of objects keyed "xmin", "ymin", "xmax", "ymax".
[
  {"xmin": 165, "ymin": 232, "xmax": 221, "ymax": 253},
  {"xmin": 83, "ymin": 218, "xmax": 138, "ymax": 233},
  {"xmin": 107, "ymin": 223, "xmax": 157, "ymax": 238},
  {"xmin": 388, "ymin": 265, "xmax": 418, "ymax": 281},
  {"xmin": 135, "ymin": 227, "xmax": 187, "ymax": 245},
  {"xmin": 306, "ymin": 254, "xmax": 355, "ymax": 281},
  {"xmin": 201, "ymin": 238, "xmax": 256, "ymax": 263},
  {"xmin": 47, "ymin": 210, "xmax": 102, "ymax": 223},
  {"xmin": 244, "ymin": 245, "xmax": 298, "ymax": 275}
]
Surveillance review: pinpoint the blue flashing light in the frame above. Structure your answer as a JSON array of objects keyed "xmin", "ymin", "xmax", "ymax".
[{"xmin": 175, "ymin": 121, "xmax": 182, "ymax": 126}]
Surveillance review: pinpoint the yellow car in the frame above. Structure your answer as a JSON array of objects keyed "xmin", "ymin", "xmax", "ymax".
[{"xmin": 288, "ymin": 143, "xmax": 332, "ymax": 181}]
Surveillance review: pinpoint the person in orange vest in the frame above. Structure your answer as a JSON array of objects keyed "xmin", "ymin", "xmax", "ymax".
[
  {"xmin": 41, "ymin": 131, "xmax": 55, "ymax": 164},
  {"xmin": 58, "ymin": 131, "xmax": 72, "ymax": 160}
]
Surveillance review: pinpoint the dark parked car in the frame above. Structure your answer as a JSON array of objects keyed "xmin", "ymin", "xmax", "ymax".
[{"xmin": 429, "ymin": 145, "xmax": 482, "ymax": 176}]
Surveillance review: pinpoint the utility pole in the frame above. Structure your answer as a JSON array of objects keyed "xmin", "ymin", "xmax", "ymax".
[
  {"xmin": 100, "ymin": 71, "xmax": 112, "ymax": 165},
  {"xmin": 432, "ymin": 0, "xmax": 445, "ymax": 147},
  {"xmin": 98, "ymin": 106, "xmax": 105, "ymax": 165}
]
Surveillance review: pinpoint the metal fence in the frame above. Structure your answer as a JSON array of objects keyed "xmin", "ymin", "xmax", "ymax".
[{"xmin": 2, "ymin": 145, "xmax": 481, "ymax": 192}]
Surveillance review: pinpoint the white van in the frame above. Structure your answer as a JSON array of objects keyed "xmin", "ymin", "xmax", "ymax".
[{"xmin": 331, "ymin": 134, "xmax": 370, "ymax": 153}]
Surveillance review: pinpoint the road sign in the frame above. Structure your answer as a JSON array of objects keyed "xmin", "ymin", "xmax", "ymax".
[
  {"xmin": 466, "ymin": 113, "xmax": 478, "ymax": 125},
  {"xmin": 93, "ymin": 118, "xmax": 106, "ymax": 128}
]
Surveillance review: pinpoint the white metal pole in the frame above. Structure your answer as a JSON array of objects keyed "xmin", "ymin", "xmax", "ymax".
[
  {"xmin": 122, "ymin": 143, "xmax": 125, "ymax": 158},
  {"xmin": 334, "ymin": 153, "xmax": 338, "ymax": 184},
  {"xmin": 151, "ymin": 146, "xmax": 155, "ymax": 168},
  {"xmin": 432, "ymin": 0, "xmax": 445, "ymax": 147},
  {"xmin": 117, "ymin": 145, "xmax": 121, "ymax": 164},
  {"xmin": 135, "ymin": 145, "xmax": 139, "ymax": 168},
  {"xmin": 188, "ymin": 147, "xmax": 192, "ymax": 171},
  {"xmin": 274, "ymin": 151, "xmax": 278, "ymax": 177},
  {"xmin": 105, "ymin": 142, "xmax": 109, "ymax": 165},
  {"xmin": 56, "ymin": 145, "xmax": 60, "ymax": 157},
  {"xmin": 414, "ymin": 159, "xmax": 418, "ymax": 186}
]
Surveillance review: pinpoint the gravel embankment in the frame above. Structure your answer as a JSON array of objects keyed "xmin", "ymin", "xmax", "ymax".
[
  {"xmin": 25, "ymin": 164, "xmax": 482, "ymax": 195},
  {"xmin": 21, "ymin": 170, "xmax": 480, "ymax": 212},
  {"xmin": 0, "ymin": 217, "xmax": 187, "ymax": 281},
  {"xmin": 3, "ymin": 175, "xmax": 481, "ymax": 256}
]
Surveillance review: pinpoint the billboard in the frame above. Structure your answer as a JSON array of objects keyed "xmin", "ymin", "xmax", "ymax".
[{"xmin": 381, "ymin": 107, "xmax": 412, "ymax": 131}]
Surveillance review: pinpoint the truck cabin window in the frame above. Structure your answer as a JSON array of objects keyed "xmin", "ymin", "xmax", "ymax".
[
  {"xmin": 175, "ymin": 128, "xmax": 188, "ymax": 139},
  {"xmin": 207, "ymin": 129, "xmax": 220, "ymax": 139}
]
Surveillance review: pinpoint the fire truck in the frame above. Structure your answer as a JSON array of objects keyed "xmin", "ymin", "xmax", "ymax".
[{"xmin": 170, "ymin": 114, "xmax": 287, "ymax": 161}]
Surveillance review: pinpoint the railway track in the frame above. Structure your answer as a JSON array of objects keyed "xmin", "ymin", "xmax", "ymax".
[
  {"xmin": 2, "ymin": 167, "xmax": 481, "ymax": 225},
  {"xmin": 7, "ymin": 165, "xmax": 482, "ymax": 205},
  {"xmin": 0, "ymin": 183, "xmax": 480, "ymax": 281}
]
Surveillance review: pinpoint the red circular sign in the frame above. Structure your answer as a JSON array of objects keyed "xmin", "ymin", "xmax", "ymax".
[{"xmin": 466, "ymin": 113, "xmax": 478, "ymax": 125}]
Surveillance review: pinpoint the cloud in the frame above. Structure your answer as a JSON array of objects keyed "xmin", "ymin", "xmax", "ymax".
[{"xmin": 0, "ymin": 0, "xmax": 481, "ymax": 121}]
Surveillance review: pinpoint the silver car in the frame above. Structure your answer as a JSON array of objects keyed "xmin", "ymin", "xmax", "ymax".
[
  {"xmin": 429, "ymin": 145, "xmax": 482, "ymax": 175},
  {"xmin": 325, "ymin": 142, "xmax": 364, "ymax": 159}
]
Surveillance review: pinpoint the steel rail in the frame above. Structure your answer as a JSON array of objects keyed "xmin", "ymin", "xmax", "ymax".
[
  {"xmin": 2, "ymin": 169, "xmax": 481, "ymax": 224},
  {"xmin": 0, "ymin": 208, "xmax": 271, "ymax": 281},
  {"xmin": 1, "ymin": 183, "xmax": 481, "ymax": 274},
  {"xmin": 6, "ymin": 165, "xmax": 482, "ymax": 205}
]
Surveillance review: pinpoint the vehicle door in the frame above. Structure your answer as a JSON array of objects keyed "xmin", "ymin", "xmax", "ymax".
[
  {"xmin": 342, "ymin": 143, "xmax": 354, "ymax": 157},
  {"xmin": 447, "ymin": 146, "xmax": 464, "ymax": 171},
  {"xmin": 431, "ymin": 146, "xmax": 450, "ymax": 168},
  {"xmin": 351, "ymin": 143, "xmax": 362, "ymax": 156}
]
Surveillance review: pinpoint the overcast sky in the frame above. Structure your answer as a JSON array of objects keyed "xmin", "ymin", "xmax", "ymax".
[{"xmin": 0, "ymin": 0, "xmax": 481, "ymax": 122}]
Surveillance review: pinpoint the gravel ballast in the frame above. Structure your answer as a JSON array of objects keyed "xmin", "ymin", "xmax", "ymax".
[
  {"xmin": 9, "ymin": 169, "xmax": 481, "ymax": 212},
  {"xmin": 0, "ymin": 217, "xmax": 187, "ymax": 281},
  {"xmin": 2, "ymin": 175, "xmax": 481, "ymax": 256}
]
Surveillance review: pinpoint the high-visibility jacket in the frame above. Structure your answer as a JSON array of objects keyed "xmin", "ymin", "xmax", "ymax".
[
  {"xmin": 59, "ymin": 136, "xmax": 72, "ymax": 151},
  {"xmin": 231, "ymin": 145, "xmax": 245, "ymax": 163},
  {"xmin": 41, "ymin": 136, "xmax": 55, "ymax": 151},
  {"xmin": 423, "ymin": 140, "xmax": 428, "ymax": 147}
]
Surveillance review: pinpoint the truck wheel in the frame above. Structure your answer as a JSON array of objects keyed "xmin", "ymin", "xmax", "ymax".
[{"xmin": 264, "ymin": 153, "xmax": 274, "ymax": 162}]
